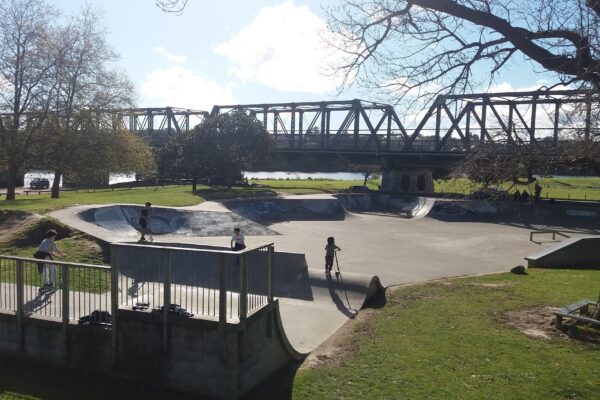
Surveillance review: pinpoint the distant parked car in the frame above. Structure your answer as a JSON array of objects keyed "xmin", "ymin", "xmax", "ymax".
[
  {"xmin": 30, "ymin": 178, "xmax": 50, "ymax": 189},
  {"xmin": 349, "ymin": 185, "xmax": 372, "ymax": 193}
]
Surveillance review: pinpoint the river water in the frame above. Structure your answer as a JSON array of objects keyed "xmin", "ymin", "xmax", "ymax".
[{"xmin": 244, "ymin": 171, "xmax": 365, "ymax": 180}]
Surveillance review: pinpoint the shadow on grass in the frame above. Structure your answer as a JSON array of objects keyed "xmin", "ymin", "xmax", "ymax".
[{"xmin": 242, "ymin": 361, "xmax": 303, "ymax": 400}]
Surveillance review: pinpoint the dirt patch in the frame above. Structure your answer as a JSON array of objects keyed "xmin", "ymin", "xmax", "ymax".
[
  {"xmin": 469, "ymin": 283, "xmax": 511, "ymax": 288},
  {"xmin": 0, "ymin": 211, "xmax": 42, "ymax": 241},
  {"xmin": 505, "ymin": 306, "xmax": 600, "ymax": 343},
  {"xmin": 506, "ymin": 307, "xmax": 563, "ymax": 340}
]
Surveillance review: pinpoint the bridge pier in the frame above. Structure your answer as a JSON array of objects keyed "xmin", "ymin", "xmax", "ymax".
[{"xmin": 381, "ymin": 169, "xmax": 433, "ymax": 194}]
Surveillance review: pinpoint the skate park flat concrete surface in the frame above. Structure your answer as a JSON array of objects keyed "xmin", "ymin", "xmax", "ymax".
[{"xmin": 51, "ymin": 194, "xmax": 570, "ymax": 353}]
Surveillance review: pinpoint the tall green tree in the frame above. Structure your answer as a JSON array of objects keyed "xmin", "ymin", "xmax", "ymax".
[
  {"xmin": 0, "ymin": 0, "xmax": 58, "ymax": 200},
  {"xmin": 172, "ymin": 111, "xmax": 273, "ymax": 185}
]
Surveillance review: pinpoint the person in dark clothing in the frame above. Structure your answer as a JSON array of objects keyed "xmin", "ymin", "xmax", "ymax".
[
  {"xmin": 138, "ymin": 202, "xmax": 152, "ymax": 243},
  {"xmin": 325, "ymin": 236, "xmax": 341, "ymax": 276}
]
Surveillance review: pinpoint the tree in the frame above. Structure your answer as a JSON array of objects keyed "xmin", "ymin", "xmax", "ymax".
[
  {"xmin": 0, "ymin": 0, "xmax": 59, "ymax": 200},
  {"xmin": 349, "ymin": 163, "xmax": 381, "ymax": 186},
  {"xmin": 326, "ymin": 0, "xmax": 600, "ymax": 104},
  {"xmin": 170, "ymin": 111, "xmax": 273, "ymax": 185},
  {"xmin": 43, "ymin": 6, "xmax": 136, "ymax": 198},
  {"xmin": 36, "ymin": 117, "xmax": 155, "ymax": 190}
]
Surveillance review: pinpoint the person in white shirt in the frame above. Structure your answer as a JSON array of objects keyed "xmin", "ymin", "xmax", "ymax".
[
  {"xmin": 231, "ymin": 227, "xmax": 246, "ymax": 251},
  {"xmin": 33, "ymin": 229, "xmax": 65, "ymax": 291}
]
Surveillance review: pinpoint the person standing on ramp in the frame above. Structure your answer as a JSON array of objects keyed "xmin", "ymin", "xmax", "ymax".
[
  {"xmin": 325, "ymin": 236, "xmax": 341, "ymax": 276},
  {"xmin": 231, "ymin": 227, "xmax": 246, "ymax": 251},
  {"xmin": 138, "ymin": 202, "xmax": 152, "ymax": 243}
]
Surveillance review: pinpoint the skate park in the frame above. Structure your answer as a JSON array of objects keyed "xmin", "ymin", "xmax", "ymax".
[{"xmin": 49, "ymin": 192, "xmax": 600, "ymax": 357}]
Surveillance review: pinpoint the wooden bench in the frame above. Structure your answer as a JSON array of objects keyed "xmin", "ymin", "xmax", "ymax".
[
  {"xmin": 23, "ymin": 190, "xmax": 50, "ymax": 195},
  {"xmin": 554, "ymin": 299, "xmax": 600, "ymax": 328}
]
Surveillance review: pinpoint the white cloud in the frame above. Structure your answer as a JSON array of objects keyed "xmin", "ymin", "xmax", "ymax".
[
  {"xmin": 140, "ymin": 66, "xmax": 235, "ymax": 111},
  {"xmin": 214, "ymin": 0, "xmax": 348, "ymax": 93},
  {"xmin": 154, "ymin": 46, "xmax": 187, "ymax": 64}
]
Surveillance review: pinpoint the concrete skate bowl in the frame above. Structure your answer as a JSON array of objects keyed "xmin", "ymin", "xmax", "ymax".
[
  {"xmin": 77, "ymin": 205, "xmax": 276, "ymax": 238},
  {"xmin": 114, "ymin": 243, "xmax": 383, "ymax": 353},
  {"xmin": 224, "ymin": 198, "xmax": 346, "ymax": 224},
  {"xmin": 337, "ymin": 194, "xmax": 435, "ymax": 219},
  {"xmin": 430, "ymin": 199, "xmax": 600, "ymax": 230}
]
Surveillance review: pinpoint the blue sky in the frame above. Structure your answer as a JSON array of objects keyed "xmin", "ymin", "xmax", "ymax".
[{"xmin": 50, "ymin": 0, "xmax": 554, "ymax": 113}]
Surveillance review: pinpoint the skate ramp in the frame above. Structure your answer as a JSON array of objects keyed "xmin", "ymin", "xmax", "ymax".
[
  {"xmin": 114, "ymin": 243, "xmax": 382, "ymax": 354},
  {"xmin": 224, "ymin": 197, "xmax": 345, "ymax": 224},
  {"xmin": 77, "ymin": 205, "xmax": 276, "ymax": 238},
  {"xmin": 526, "ymin": 236, "xmax": 600, "ymax": 269},
  {"xmin": 337, "ymin": 194, "xmax": 435, "ymax": 219}
]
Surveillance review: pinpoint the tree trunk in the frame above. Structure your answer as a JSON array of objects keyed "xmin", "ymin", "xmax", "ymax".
[
  {"xmin": 363, "ymin": 172, "xmax": 371, "ymax": 186},
  {"xmin": 51, "ymin": 170, "xmax": 61, "ymax": 199},
  {"xmin": 192, "ymin": 177, "xmax": 197, "ymax": 192},
  {"xmin": 5, "ymin": 162, "xmax": 17, "ymax": 201}
]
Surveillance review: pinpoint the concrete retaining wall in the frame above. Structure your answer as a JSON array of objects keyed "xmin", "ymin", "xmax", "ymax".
[{"xmin": 0, "ymin": 301, "xmax": 302, "ymax": 400}]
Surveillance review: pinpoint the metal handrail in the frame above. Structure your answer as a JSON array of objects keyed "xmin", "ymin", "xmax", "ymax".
[
  {"xmin": 529, "ymin": 230, "xmax": 571, "ymax": 242},
  {"xmin": 0, "ymin": 255, "xmax": 109, "ymax": 270}
]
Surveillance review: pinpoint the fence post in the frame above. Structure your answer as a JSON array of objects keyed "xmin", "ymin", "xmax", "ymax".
[
  {"xmin": 61, "ymin": 265, "xmax": 69, "ymax": 361},
  {"xmin": 219, "ymin": 255, "xmax": 227, "ymax": 326},
  {"xmin": 16, "ymin": 260, "xmax": 24, "ymax": 352},
  {"xmin": 110, "ymin": 251, "xmax": 119, "ymax": 367},
  {"xmin": 268, "ymin": 245, "xmax": 274, "ymax": 303},
  {"xmin": 239, "ymin": 254, "xmax": 247, "ymax": 324},
  {"xmin": 162, "ymin": 250, "xmax": 171, "ymax": 353}
]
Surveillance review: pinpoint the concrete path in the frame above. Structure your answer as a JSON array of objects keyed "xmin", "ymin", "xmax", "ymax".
[{"xmin": 50, "ymin": 197, "xmax": 550, "ymax": 352}]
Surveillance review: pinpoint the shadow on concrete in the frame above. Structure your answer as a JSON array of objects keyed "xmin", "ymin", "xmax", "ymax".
[
  {"xmin": 326, "ymin": 273, "xmax": 358, "ymax": 319},
  {"xmin": 23, "ymin": 288, "xmax": 56, "ymax": 314}
]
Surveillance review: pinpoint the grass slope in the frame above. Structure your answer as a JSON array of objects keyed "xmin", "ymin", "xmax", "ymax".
[{"xmin": 250, "ymin": 269, "xmax": 600, "ymax": 400}]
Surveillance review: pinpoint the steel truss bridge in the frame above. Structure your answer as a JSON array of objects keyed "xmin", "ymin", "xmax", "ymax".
[
  {"xmin": 211, "ymin": 90, "xmax": 599, "ymax": 156},
  {"xmin": 4, "ymin": 90, "xmax": 598, "ymax": 157}
]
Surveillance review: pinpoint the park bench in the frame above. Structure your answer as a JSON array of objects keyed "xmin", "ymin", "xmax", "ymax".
[
  {"xmin": 554, "ymin": 299, "xmax": 600, "ymax": 328},
  {"xmin": 23, "ymin": 189, "xmax": 50, "ymax": 195}
]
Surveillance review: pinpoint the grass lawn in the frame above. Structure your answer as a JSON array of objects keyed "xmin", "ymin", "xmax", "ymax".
[
  {"xmin": 0, "ymin": 185, "xmax": 204, "ymax": 214},
  {"xmin": 251, "ymin": 179, "xmax": 380, "ymax": 194},
  {"xmin": 249, "ymin": 268, "xmax": 600, "ymax": 400},
  {"xmin": 436, "ymin": 177, "xmax": 600, "ymax": 201}
]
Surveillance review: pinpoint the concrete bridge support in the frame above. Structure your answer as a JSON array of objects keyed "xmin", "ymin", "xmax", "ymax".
[{"xmin": 381, "ymin": 169, "xmax": 434, "ymax": 194}]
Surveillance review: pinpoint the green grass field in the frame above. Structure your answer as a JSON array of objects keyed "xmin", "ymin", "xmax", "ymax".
[
  {"xmin": 250, "ymin": 269, "xmax": 600, "ymax": 400},
  {"xmin": 251, "ymin": 178, "xmax": 379, "ymax": 194},
  {"xmin": 435, "ymin": 177, "xmax": 600, "ymax": 201}
]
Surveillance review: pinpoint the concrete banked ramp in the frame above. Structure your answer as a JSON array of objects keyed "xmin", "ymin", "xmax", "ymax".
[
  {"xmin": 526, "ymin": 236, "xmax": 600, "ymax": 269},
  {"xmin": 115, "ymin": 244, "xmax": 382, "ymax": 354},
  {"xmin": 76, "ymin": 204, "xmax": 276, "ymax": 238}
]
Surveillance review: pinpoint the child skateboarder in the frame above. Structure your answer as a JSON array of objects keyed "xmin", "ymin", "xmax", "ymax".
[
  {"xmin": 325, "ymin": 236, "xmax": 341, "ymax": 276},
  {"xmin": 34, "ymin": 229, "xmax": 66, "ymax": 292},
  {"xmin": 231, "ymin": 227, "xmax": 246, "ymax": 251},
  {"xmin": 138, "ymin": 202, "xmax": 152, "ymax": 243}
]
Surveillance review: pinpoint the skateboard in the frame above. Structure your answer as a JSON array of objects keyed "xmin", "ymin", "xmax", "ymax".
[{"xmin": 132, "ymin": 302, "xmax": 150, "ymax": 311}]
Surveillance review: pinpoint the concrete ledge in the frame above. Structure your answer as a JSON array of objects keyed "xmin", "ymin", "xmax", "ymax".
[{"xmin": 526, "ymin": 236, "xmax": 600, "ymax": 268}]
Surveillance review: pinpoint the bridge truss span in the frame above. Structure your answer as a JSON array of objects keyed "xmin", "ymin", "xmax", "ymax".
[{"xmin": 210, "ymin": 90, "xmax": 600, "ymax": 155}]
